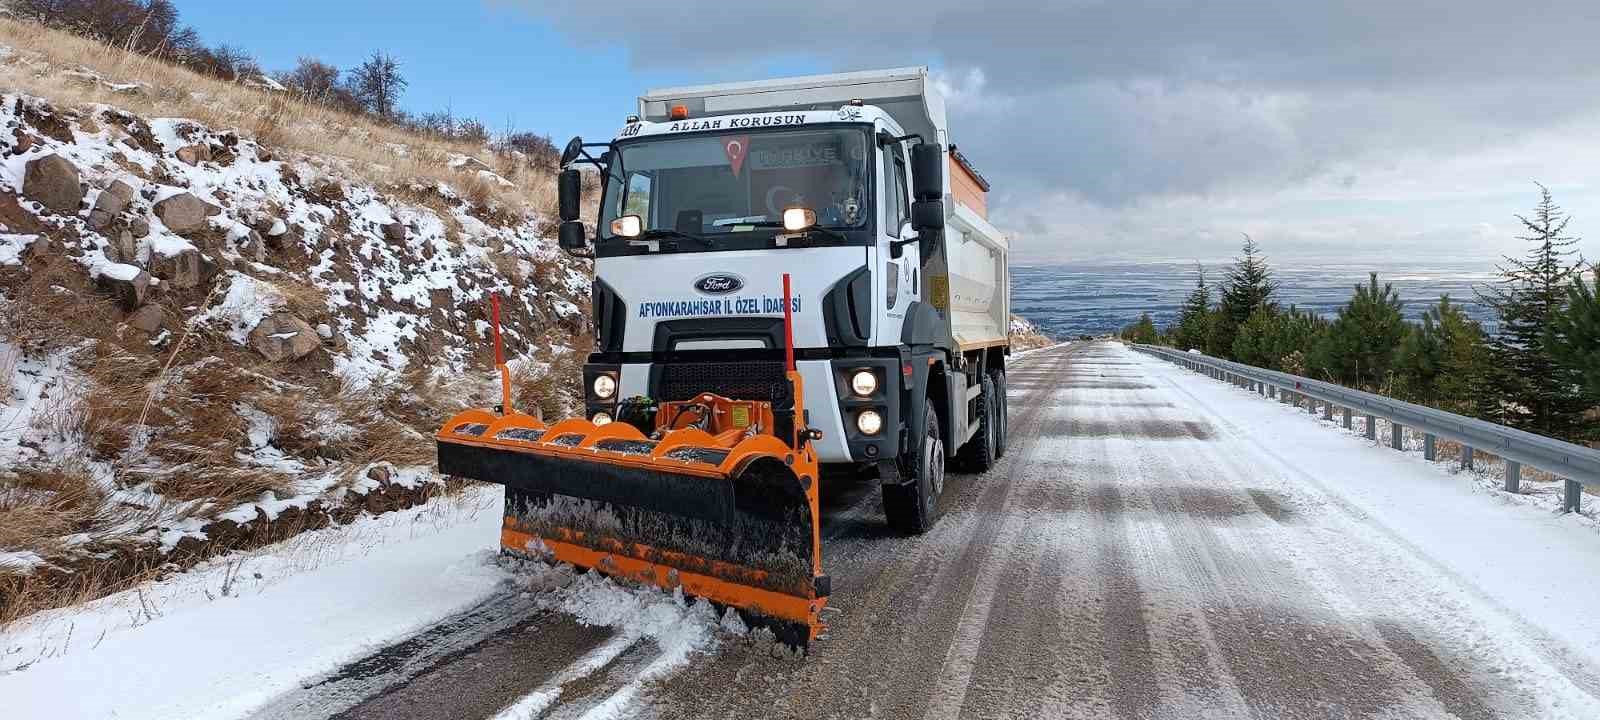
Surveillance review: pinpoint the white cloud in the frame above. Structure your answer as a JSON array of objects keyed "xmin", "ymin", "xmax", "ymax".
[{"xmin": 508, "ymin": 0, "xmax": 1600, "ymax": 262}]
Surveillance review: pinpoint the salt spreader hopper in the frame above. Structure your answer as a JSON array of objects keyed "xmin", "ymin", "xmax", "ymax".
[{"xmin": 436, "ymin": 277, "xmax": 829, "ymax": 645}]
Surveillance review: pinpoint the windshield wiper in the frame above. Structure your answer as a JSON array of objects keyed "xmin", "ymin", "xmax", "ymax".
[
  {"xmin": 747, "ymin": 221, "xmax": 851, "ymax": 244},
  {"xmin": 623, "ymin": 228, "xmax": 714, "ymax": 248}
]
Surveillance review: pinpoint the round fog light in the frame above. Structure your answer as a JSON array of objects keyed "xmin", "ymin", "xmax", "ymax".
[
  {"xmin": 849, "ymin": 369, "xmax": 877, "ymax": 397},
  {"xmin": 592, "ymin": 411, "xmax": 613, "ymax": 426},
  {"xmin": 856, "ymin": 409, "xmax": 883, "ymax": 436},
  {"xmin": 592, "ymin": 374, "xmax": 617, "ymax": 400}
]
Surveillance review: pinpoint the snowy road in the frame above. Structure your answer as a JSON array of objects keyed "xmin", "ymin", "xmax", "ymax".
[{"xmin": 10, "ymin": 341, "xmax": 1600, "ymax": 719}]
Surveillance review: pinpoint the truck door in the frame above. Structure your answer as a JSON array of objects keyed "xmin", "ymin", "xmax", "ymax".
[{"xmin": 879, "ymin": 132, "xmax": 920, "ymax": 339}]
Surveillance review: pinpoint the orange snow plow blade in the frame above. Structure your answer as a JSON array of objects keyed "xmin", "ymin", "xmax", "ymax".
[
  {"xmin": 436, "ymin": 378, "xmax": 826, "ymax": 644},
  {"xmin": 436, "ymin": 279, "xmax": 826, "ymax": 645}
]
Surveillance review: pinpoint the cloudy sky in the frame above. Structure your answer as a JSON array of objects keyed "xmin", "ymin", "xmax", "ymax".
[{"xmin": 188, "ymin": 1, "xmax": 1600, "ymax": 265}]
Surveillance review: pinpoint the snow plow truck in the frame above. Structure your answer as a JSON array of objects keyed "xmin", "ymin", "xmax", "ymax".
[{"xmin": 437, "ymin": 67, "xmax": 1011, "ymax": 645}]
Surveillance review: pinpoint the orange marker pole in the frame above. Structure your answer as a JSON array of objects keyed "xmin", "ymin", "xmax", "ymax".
[
  {"xmin": 782, "ymin": 273, "xmax": 795, "ymax": 372},
  {"xmin": 492, "ymin": 294, "xmax": 512, "ymax": 414}
]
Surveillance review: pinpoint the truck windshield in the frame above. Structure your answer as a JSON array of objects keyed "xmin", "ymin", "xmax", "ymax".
[{"xmin": 598, "ymin": 127, "xmax": 871, "ymax": 249}]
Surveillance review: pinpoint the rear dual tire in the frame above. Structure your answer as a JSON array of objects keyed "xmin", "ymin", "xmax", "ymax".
[{"xmin": 955, "ymin": 375, "xmax": 997, "ymax": 473}]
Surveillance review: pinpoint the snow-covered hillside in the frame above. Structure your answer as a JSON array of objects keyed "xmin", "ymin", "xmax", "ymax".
[{"xmin": 0, "ymin": 84, "xmax": 590, "ymax": 623}]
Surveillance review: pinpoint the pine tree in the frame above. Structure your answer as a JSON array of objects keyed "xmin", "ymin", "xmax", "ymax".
[
  {"xmin": 1549, "ymin": 268, "xmax": 1600, "ymax": 401},
  {"xmin": 1209, "ymin": 234, "xmax": 1277, "ymax": 358},
  {"xmin": 1169, "ymin": 263, "xmax": 1213, "ymax": 351},
  {"xmin": 1309, "ymin": 273, "xmax": 1405, "ymax": 389},
  {"xmin": 1477, "ymin": 184, "xmax": 1591, "ymax": 440},
  {"xmin": 1393, "ymin": 304, "xmax": 1446, "ymax": 402},
  {"xmin": 1231, "ymin": 306, "xmax": 1277, "ymax": 367},
  {"xmin": 1268, "ymin": 306, "xmax": 1328, "ymax": 374},
  {"xmin": 1122, "ymin": 312, "xmax": 1159, "ymax": 344}
]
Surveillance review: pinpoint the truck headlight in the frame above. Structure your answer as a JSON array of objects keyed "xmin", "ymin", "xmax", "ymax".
[
  {"xmin": 856, "ymin": 409, "xmax": 883, "ymax": 436},
  {"xmin": 849, "ymin": 369, "xmax": 877, "ymax": 397},
  {"xmin": 592, "ymin": 411, "xmax": 613, "ymax": 426},
  {"xmin": 592, "ymin": 374, "xmax": 617, "ymax": 400}
]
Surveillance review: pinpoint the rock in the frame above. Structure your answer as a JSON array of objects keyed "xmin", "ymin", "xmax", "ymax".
[
  {"xmin": 147, "ymin": 247, "xmax": 205, "ymax": 288},
  {"xmin": 381, "ymin": 222, "xmax": 408, "ymax": 243},
  {"xmin": 126, "ymin": 304, "xmax": 164, "ymax": 334},
  {"xmin": 451, "ymin": 155, "xmax": 493, "ymax": 173},
  {"xmin": 22, "ymin": 154, "xmax": 84, "ymax": 213},
  {"xmin": 255, "ymin": 147, "xmax": 273, "ymax": 162},
  {"xmin": 235, "ymin": 229, "xmax": 266, "ymax": 262},
  {"xmin": 198, "ymin": 252, "xmax": 220, "ymax": 285},
  {"xmin": 175, "ymin": 144, "xmax": 212, "ymax": 165},
  {"xmin": 12, "ymin": 131, "xmax": 38, "ymax": 154},
  {"xmin": 153, "ymin": 193, "xmax": 219, "ymax": 234},
  {"xmin": 129, "ymin": 217, "xmax": 151, "ymax": 238},
  {"xmin": 315, "ymin": 323, "xmax": 333, "ymax": 339},
  {"xmin": 97, "ymin": 265, "xmax": 150, "ymax": 310},
  {"xmin": 106, "ymin": 229, "xmax": 138, "ymax": 266},
  {"xmin": 366, "ymin": 465, "xmax": 391, "ymax": 483},
  {"xmin": 248, "ymin": 313, "xmax": 320, "ymax": 362},
  {"xmin": 87, "ymin": 179, "xmax": 137, "ymax": 229}
]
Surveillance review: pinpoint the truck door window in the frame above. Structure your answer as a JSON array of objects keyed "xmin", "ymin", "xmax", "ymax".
[
  {"xmin": 883, "ymin": 142, "xmax": 909, "ymax": 238},
  {"xmin": 623, "ymin": 172, "xmax": 652, "ymax": 220}
]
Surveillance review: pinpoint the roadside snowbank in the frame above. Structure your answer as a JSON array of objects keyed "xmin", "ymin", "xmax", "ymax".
[
  {"xmin": 0, "ymin": 489, "xmax": 507, "ymax": 719},
  {"xmin": 1136, "ymin": 345, "xmax": 1600, "ymax": 674}
]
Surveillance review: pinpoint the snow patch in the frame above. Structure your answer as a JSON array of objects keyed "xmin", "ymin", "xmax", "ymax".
[{"xmin": 0, "ymin": 232, "xmax": 37, "ymax": 265}]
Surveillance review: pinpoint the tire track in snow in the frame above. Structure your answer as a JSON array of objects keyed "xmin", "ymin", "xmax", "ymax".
[{"xmin": 632, "ymin": 344, "xmax": 1085, "ymax": 719}]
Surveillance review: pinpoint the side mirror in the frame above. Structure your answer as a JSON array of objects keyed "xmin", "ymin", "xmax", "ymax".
[
  {"xmin": 558, "ymin": 169, "xmax": 581, "ymax": 222},
  {"xmin": 911, "ymin": 143, "xmax": 943, "ymax": 200},
  {"xmin": 911, "ymin": 199, "xmax": 943, "ymax": 262},
  {"xmin": 558, "ymin": 220, "xmax": 587, "ymax": 252},
  {"xmin": 560, "ymin": 136, "xmax": 584, "ymax": 168},
  {"xmin": 911, "ymin": 199, "xmax": 943, "ymax": 232}
]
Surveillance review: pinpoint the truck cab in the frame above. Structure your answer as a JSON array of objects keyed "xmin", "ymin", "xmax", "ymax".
[{"xmin": 555, "ymin": 67, "xmax": 1010, "ymax": 532}]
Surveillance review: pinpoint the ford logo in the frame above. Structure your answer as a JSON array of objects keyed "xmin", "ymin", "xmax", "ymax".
[{"xmin": 694, "ymin": 273, "xmax": 744, "ymax": 295}]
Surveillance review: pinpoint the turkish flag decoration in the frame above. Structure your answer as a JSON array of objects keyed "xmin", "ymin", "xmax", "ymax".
[{"xmin": 724, "ymin": 135, "xmax": 750, "ymax": 177}]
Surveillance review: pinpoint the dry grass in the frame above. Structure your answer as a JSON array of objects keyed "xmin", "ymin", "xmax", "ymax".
[
  {"xmin": 0, "ymin": 17, "xmax": 550, "ymax": 214},
  {"xmin": 0, "ymin": 462, "xmax": 105, "ymax": 550},
  {"xmin": 0, "ymin": 255, "xmax": 121, "ymax": 354},
  {"xmin": 512, "ymin": 332, "xmax": 589, "ymax": 421}
]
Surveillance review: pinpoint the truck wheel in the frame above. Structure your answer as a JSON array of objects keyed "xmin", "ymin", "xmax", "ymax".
[
  {"xmin": 883, "ymin": 405, "xmax": 944, "ymax": 534},
  {"xmin": 990, "ymin": 369, "xmax": 1008, "ymax": 459},
  {"xmin": 955, "ymin": 375, "xmax": 996, "ymax": 472}
]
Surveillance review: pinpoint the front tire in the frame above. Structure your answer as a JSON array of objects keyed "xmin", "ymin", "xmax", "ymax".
[{"xmin": 883, "ymin": 405, "xmax": 944, "ymax": 534}]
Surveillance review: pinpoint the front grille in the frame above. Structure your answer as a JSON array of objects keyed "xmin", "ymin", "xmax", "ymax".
[{"xmin": 655, "ymin": 361, "xmax": 791, "ymax": 405}]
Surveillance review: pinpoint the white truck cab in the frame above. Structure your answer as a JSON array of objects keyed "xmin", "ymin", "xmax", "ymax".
[{"xmin": 555, "ymin": 67, "xmax": 1011, "ymax": 532}]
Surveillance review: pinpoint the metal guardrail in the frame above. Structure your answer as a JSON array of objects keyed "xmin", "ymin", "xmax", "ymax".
[{"xmin": 1132, "ymin": 344, "xmax": 1600, "ymax": 513}]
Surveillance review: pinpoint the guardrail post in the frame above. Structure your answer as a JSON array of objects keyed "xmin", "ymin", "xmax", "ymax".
[
  {"xmin": 1461, "ymin": 446, "xmax": 1474, "ymax": 471},
  {"xmin": 1365, "ymin": 415, "xmax": 1377, "ymax": 440},
  {"xmin": 1391, "ymin": 422, "xmax": 1403, "ymax": 450},
  {"xmin": 1424, "ymin": 434, "xmax": 1436, "ymax": 461},
  {"xmin": 1308, "ymin": 398, "xmax": 1318, "ymax": 415},
  {"xmin": 1342, "ymin": 407, "xmax": 1352, "ymax": 429},
  {"xmin": 1504, "ymin": 461, "xmax": 1521, "ymax": 493},
  {"xmin": 1564, "ymin": 480, "xmax": 1582, "ymax": 513},
  {"xmin": 1323, "ymin": 402, "xmax": 1333, "ymax": 421}
]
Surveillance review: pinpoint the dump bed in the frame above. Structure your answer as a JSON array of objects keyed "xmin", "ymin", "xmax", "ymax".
[{"xmin": 641, "ymin": 68, "xmax": 1009, "ymax": 351}]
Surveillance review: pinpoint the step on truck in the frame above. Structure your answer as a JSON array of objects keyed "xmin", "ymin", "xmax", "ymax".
[{"xmin": 436, "ymin": 67, "xmax": 1011, "ymax": 645}]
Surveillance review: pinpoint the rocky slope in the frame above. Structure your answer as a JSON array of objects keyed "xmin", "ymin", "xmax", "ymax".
[{"xmin": 0, "ymin": 89, "xmax": 589, "ymax": 622}]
